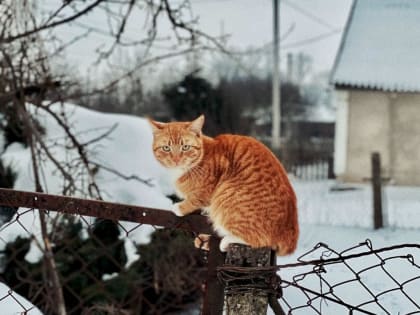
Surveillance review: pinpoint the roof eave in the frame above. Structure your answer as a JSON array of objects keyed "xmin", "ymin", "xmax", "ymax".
[
  {"xmin": 329, "ymin": 0, "xmax": 358, "ymax": 85},
  {"xmin": 333, "ymin": 83, "xmax": 420, "ymax": 94}
]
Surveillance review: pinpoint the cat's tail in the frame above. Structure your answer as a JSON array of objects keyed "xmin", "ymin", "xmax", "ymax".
[
  {"xmin": 273, "ymin": 227, "xmax": 299, "ymax": 256},
  {"xmin": 275, "ymin": 243, "xmax": 296, "ymax": 256}
]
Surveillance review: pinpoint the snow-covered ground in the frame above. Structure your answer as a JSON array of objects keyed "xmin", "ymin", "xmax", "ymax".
[
  {"xmin": 278, "ymin": 179, "xmax": 420, "ymax": 313},
  {"xmin": 271, "ymin": 224, "xmax": 420, "ymax": 314},
  {"xmin": 1, "ymin": 103, "xmax": 174, "ymax": 263},
  {"xmin": 294, "ymin": 179, "xmax": 420, "ymax": 229},
  {"xmin": 0, "ymin": 283, "xmax": 43, "ymax": 315},
  {"xmin": 0, "ymin": 103, "xmax": 175, "ymax": 314},
  {"xmin": 0, "ymin": 103, "xmax": 419, "ymax": 314}
]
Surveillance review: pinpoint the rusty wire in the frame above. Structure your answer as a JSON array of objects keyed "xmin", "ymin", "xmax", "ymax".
[{"xmin": 218, "ymin": 240, "xmax": 420, "ymax": 315}]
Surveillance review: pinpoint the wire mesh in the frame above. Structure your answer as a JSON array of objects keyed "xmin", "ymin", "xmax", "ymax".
[
  {"xmin": 0, "ymin": 189, "xmax": 212, "ymax": 315},
  {"xmin": 0, "ymin": 188, "xmax": 419, "ymax": 315},
  {"xmin": 218, "ymin": 240, "xmax": 420, "ymax": 315}
]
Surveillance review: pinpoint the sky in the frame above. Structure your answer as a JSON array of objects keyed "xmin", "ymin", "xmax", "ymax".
[
  {"xmin": 188, "ymin": 0, "xmax": 353, "ymax": 71},
  {"xmin": 42, "ymin": 0, "xmax": 353, "ymax": 82}
]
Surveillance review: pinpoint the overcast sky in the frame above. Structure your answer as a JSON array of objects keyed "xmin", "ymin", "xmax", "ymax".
[
  {"xmin": 44, "ymin": 0, "xmax": 353, "ymax": 79},
  {"xmin": 189, "ymin": 0, "xmax": 353, "ymax": 71}
]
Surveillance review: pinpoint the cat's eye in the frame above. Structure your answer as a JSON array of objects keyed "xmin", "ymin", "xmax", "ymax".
[
  {"xmin": 162, "ymin": 145, "xmax": 171, "ymax": 152},
  {"xmin": 182, "ymin": 145, "xmax": 191, "ymax": 151}
]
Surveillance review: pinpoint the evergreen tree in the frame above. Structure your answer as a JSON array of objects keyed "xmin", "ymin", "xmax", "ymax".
[
  {"xmin": 0, "ymin": 219, "xmax": 204, "ymax": 314},
  {"xmin": 162, "ymin": 73, "xmax": 225, "ymax": 135}
]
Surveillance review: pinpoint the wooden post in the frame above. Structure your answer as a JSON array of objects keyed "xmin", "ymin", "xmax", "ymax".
[
  {"xmin": 327, "ymin": 156, "xmax": 335, "ymax": 179},
  {"xmin": 202, "ymin": 236, "xmax": 225, "ymax": 315},
  {"xmin": 371, "ymin": 152, "xmax": 383, "ymax": 229},
  {"xmin": 224, "ymin": 244, "xmax": 273, "ymax": 315}
]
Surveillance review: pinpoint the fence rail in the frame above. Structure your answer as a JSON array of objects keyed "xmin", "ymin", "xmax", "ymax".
[
  {"xmin": 285, "ymin": 157, "xmax": 334, "ymax": 181},
  {"xmin": 0, "ymin": 188, "xmax": 213, "ymax": 234}
]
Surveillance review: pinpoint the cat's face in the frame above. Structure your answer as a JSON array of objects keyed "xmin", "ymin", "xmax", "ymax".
[{"xmin": 149, "ymin": 115, "xmax": 204, "ymax": 170}]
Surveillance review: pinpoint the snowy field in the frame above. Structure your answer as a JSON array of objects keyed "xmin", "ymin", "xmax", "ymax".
[
  {"xmin": 0, "ymin": 104, "xmax": 419, "ymax": 314},
  {"xmin": 271, "ymin": 224, "xmax": 420, "ymax": 314},
  {"xmin": 294, "ymin": 179, "xmax": 420, "ymax": 229},
  {"xmin": 0, "ymin": 282, "xmax": 43, "ymax": 315},
  {"xmin": 275, "ymin": 180, "xmax": 420, "ymax": 313}
]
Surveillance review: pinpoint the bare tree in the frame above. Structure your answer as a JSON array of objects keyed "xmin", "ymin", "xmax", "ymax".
[{"xmin": 0, "ymin": 1, "xmax": 230, "ymax": 313}]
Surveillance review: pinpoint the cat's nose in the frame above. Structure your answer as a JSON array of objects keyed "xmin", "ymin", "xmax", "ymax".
[{"xmin": 173, "ymin": 156, "xmax": 181, "ymax": 164}]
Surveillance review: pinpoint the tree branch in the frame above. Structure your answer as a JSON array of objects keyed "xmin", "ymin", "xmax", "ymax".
[{"xmin": 1, "ymin": 0, "xmax": 107, "ymax": 44}]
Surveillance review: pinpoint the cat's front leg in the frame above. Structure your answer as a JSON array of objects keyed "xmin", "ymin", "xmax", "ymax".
[
  {"xmin": 171, "ymin": 202, "xmax": 185, "ymax": 216},
  {"xmin": 171, "ymin": 198, "xmax": 206, "ymax": 217}
]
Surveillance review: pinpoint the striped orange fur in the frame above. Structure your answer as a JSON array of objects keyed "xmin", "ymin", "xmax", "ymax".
[{"xmin": 149, "ymin": 115, "xmax": 298, "ymax": 255}]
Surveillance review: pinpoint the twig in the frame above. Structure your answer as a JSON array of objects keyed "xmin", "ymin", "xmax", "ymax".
[
  {"xmin": 90, "ymin": 161, "xmax": 154, "ymax": 187},
  {"xmin": 2, "ymin": 0, "xmax": 107, "ymax": 44}
]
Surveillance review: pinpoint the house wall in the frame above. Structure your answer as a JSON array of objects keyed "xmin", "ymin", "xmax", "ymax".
[
  {"xmin": 336, "ymin": 90, "xmax": 420, "ymax": 185},
  {"xmin": 391, "ymin": 94, "xmax": 420, "ymax": 185},
  {"xmin": 345, "ymin": 90, "xmax": 392, "ymax": 182},
  {"xmin": 333, "ymin": 90, "xmax": 349, "ymax": 176}
]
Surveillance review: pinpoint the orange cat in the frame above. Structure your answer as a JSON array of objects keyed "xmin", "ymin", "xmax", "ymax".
[{"xmin": 149, "ymin": 115, "xmax": 298, "ymax": 255}]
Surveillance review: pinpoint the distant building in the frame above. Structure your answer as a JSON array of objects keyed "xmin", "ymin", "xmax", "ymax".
[{"xmin": 331, "ymin": 0, "xmax": 420, "ymax": 185}]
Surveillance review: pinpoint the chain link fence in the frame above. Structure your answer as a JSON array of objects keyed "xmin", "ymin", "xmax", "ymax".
[
  {"xmin": 0, "ymin": 188, "xmax": 419, "ymax": 314},
  {"xmin": 0, "ymin": 189, "xmax": 215, "ymax": 315},
  {"xmin": 218, "ymin": 241, "xmax": 420, "ymax": 315}
]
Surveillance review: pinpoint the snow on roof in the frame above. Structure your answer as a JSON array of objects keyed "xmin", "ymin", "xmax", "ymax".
[{"xmin": 331, "ymin": 0, "xmax": 420, "ymax": 92}]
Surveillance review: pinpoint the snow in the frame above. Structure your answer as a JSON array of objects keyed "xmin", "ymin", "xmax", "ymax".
[
  {"xmin": 269, "ymin": 224, "xmax": 420, "ymax": 315},
  {"xmin": 331, "ymin": 0, "xmax": 420, "ymax": 92},
  {"xmin": 0, "ymin": 103, "xmax": 173, "ymax": 264},
  {"xmin": 0, "ymin": 103, "xmax": 176, "ymax": 314},
  {"xmin": 266, "ymin": 178, "xmax": 420, "ymax": 314},
  {"xmin": 294, "ymin": 179, "xmax": 420, "ymax": 229},
  {"xmin": 0, "ymin": 282, "xmax": 43, "ymax": 315}
]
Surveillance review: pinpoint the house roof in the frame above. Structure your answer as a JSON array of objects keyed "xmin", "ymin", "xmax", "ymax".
[{"xmin": 331, "ymin": 0, "xmax": 420, "ymax": 92}]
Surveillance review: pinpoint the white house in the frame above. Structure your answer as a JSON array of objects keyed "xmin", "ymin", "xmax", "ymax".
[{"xmin": 330, "ymin": 0, "xmax": 420, "ymax": 186}]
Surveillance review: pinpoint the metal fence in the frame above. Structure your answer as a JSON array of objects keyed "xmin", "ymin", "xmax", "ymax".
[
  {"xmin": 219, "ymin": 241, "xmax": 420, "ymax": 315},
  {"xmin": 0, "ymin": 188, "xmax": 419, "ymax": 315},
  {"xmin": 0, "ymin": 188, "xmax": 220, "ymax": 315}
]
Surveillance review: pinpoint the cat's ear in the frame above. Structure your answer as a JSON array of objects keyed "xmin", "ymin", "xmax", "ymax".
[
  {"xmin": 148, "ymin": 118, "xmax": 165, "ymax": 134},
  {"xmin": 189, "ymin": 115, "xmax": 204, "ymax": 136}
]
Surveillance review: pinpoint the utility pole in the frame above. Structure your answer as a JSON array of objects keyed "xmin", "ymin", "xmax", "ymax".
[{"xmin": 271, "ymin": 0, "xmax": 281, "ymax": 149}]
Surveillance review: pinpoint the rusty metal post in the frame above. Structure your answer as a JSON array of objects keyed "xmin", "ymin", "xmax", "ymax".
[
  {"xmin": 224, "ymin": 244, "xmax": 273, "ymax": 315},
  {"xmin": 371, "ymin": 152, "xmax": 383, "ymax": 229},
  {"xmin": 202, "ymin": 236, "xmax": 225, "ymax": 315}
]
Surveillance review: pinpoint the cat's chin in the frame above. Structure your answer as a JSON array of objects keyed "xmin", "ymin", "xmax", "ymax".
[
  {"xmin": 167, "ymin": 166, "xmax": 188, "ymax": 178},
  {"xmin": 166, "ymin": 165, "xmax": 189, "ymax": 172}
]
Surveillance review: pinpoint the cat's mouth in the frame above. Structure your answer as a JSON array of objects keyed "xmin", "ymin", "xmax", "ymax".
[{"xmin": 166, "ymin": 162, "xmax": 187, "ymax": 170}]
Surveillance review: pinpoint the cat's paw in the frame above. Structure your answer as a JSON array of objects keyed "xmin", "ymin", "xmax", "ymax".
[
  {"xmin": 219, "ymin": 237, "xmax": 230, "ymax": 252},
  {"xmin": 171, "ymin": 202, "xmax": 184, "ymax": 216},
  {"xmin": 219, "ymin": 235, "xmax": 247, "ymax": 252}
]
